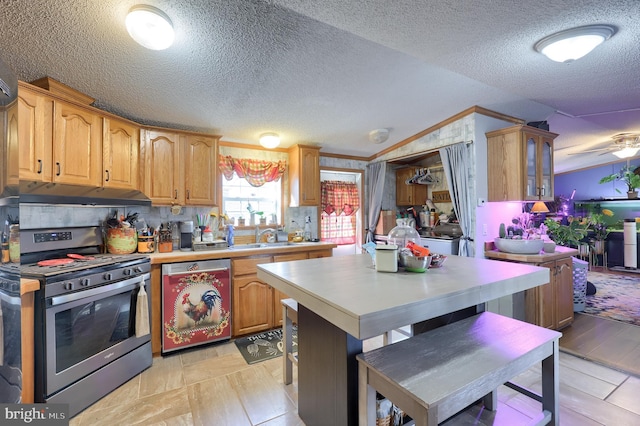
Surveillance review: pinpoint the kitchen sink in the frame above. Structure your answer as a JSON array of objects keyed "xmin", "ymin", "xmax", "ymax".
[{"xmin": 230, "ymin": 241, "xmax": 297, "ymax": 250}]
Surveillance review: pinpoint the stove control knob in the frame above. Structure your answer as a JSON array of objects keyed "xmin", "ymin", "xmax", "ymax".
[
  {"xmin": 64, "ymin": 282, "xmax": 74, "ymax": 291},
  {"xmin": 11, "ymin": 283, "xmax": 19, "ymax": 292},
  {"xmin": 103, "ymin": 273, "xmax": 113, "ymax": 281},
  {"xmin": 134, "ymin": 266, "xmax": 143, "ymax": 274},
  {"xmin": 123, "ymin": 268, "xmax": 132, "ymax": 276},
  {"xmin": 80, "ymin": 278, "xmax": 90, "ymax": 287}
]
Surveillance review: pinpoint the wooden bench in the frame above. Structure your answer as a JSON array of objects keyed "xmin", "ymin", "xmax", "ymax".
[
  {"xmin": 281, "ymin": 298, "xmax": 298, "ymax": 385},
  {"xmin": 357, "ymin": 312, "xmax": 561, "ymax": 426}
]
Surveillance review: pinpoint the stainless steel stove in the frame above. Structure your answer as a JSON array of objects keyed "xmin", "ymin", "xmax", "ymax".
[{"xmin": 23, "ymin": 226, "xmax": 152, "ymax": 417}]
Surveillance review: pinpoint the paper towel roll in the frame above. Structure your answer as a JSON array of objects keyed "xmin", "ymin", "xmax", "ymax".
[{"xmin": 135, "ymin": 279, "xmax": 150, "ymax": 337}]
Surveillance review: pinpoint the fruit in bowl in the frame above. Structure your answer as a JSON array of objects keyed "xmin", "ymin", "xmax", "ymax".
[{"xmin": 494, "ymin": 237, "xmax": 543, "ymax": 254}]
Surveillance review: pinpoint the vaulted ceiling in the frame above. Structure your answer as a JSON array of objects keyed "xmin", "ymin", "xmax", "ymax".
[{"xmin": 1, "ymin": 0, "xmax": 638, "ymax": 173}]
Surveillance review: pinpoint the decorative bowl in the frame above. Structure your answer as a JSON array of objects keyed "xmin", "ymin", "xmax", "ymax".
[
  {"xmin": 494, "ymin": 237, "xmax": 544, "ymax": 254},
  {"xmin": 430, "ymin": 254, "xmax": 447, "ymax": 268}
]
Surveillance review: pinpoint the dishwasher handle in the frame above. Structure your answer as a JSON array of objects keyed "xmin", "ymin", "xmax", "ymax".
[{"xmin": 164, "ymin": 267, "xmax": 229, "ymax": 276}]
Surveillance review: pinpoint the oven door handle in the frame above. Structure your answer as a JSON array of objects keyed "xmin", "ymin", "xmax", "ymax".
[{"xmin": 49, "ymin": 273, "xmax": 150, "ymax": 307}]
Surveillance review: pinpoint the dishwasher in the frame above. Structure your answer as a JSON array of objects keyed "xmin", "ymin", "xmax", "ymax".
[{"xmin": 161, "ymin": 259, "xmax": 231, "ymax": 353}]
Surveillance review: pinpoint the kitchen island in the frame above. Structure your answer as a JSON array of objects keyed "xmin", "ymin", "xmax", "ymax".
[{"xmin": 257, "ymin": 253, "xmax": 550, "ymax": 426}]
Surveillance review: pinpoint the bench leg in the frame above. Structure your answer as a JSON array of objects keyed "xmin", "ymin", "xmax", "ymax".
[
  {"xmin": 358, "ymin": 362, "xmax": 376, "ymax": 426},
  {"xmin": 283, "ymin": 304, "xmax": 294, "ymax": 385},
  {"xmin": 541, "ymin": 339, "xmax": 560, "ymax": 425},
  {"xmin": 482, "ymin": 389, "xmax": 498, "ymax": 411}
]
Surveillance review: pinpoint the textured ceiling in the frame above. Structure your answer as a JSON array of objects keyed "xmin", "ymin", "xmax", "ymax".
[{"xmin": 1, "ymin": 0, "xmax": 638, "ymax": 173}]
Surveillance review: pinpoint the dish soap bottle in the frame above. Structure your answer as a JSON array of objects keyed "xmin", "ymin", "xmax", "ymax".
[{"xmin": 304, "ymin": 215, "xmax": 312, "ymax": 241}]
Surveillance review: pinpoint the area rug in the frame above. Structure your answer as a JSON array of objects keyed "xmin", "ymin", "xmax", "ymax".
[
  {"xmin": 582, "ymin": 271, "xmax": 640, "ymax": 326},
  {"xmin": 234, "ymin": 327, "xmax": 297, "ymax": 364}
]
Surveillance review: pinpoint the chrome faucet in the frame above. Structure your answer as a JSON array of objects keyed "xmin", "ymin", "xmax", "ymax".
[{"xmin": 256, "ymin": 226, "xmax": 277, "ymax": 243}]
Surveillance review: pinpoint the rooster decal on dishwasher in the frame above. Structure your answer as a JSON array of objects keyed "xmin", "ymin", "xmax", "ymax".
[{"xmin": 181, "ymin": 289, "xmax": 222, "ymax": 325}]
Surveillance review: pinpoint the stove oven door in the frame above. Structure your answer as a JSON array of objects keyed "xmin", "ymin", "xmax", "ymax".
[{"xmin": 42, "ymin": 273, "xmax": 151, "ymax": 397}]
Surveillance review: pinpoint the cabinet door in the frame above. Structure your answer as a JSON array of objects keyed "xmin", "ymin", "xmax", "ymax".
[
  {"xmin": 184, "ymin": 134, "xmax": 218, "ymax": 205},
  {"xmin": 396, "ymin": 168, "xmax": 413, "ymax": 205},
  {"xmin": 539, "ymin": 260, "xmax": 556, "ymax": 329},
  {"xmin": 142, "ymin": 129, "xmax": 184, "ymax": 204},
  {"xmin": 103, "ymin": 118, "xmax": 140, "ymax": 190},
  {"xmin": 289, "ymin": 144, "xmax": 320, "ymax": 207},
  {"xmin": 555, "ymin": 257, "xmax": 574, "ymax": 329},
  {"xmin": 52, "ymin": 101, "xmax": 102, "ymax": 186},
  {"xmin": 232, "ymin": 275, "xmax": 274, "ymax": 336},
  {"xmin": 538, "ymin": 136, "xmax": 554, "ymax": 201},
  {"xmin": 300, "ymin": 147, "xmax": 320, "ymax": 205},
  {"xmin": 524, "ymin": 132, "xmax": 554, "ymax": 201},
  {"xmin": 18, "ymin": 87, "xmax": 53, "ymax": 182},
  {"xmin": 4, "ymin": 101, "xmax": 19, "ymax": 188}
]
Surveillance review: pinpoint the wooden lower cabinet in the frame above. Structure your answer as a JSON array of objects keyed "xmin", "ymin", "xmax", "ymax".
[
  {"xmin": 232, "ymin": 249, "xmax": 333, "ymax": 336},
  {"xmin": 525, "ymin": 257, "xmax": 574, "ymax": 330}
]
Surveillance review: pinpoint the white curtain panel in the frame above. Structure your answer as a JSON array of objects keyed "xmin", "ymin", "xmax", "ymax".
[
  {"xmin": 365, "ymin": 161, "xmax": 387, "ymax": 243},
  {"xmin": 439, "ymin": 143, "xmax": 474, "ymax": 257}
]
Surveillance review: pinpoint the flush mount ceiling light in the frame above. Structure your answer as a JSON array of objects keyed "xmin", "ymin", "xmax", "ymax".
[
  {"xmin": 126, "ymin": 5, "xmax": 174, "ymax": 50},
  {"xmin": 534, "ymin": 25, "xmax": 616, "ymax": 63},
  {"xmin": 259, "ymin": 132, "xmax": 280, "ymax": 149},
  {"xmin": 369, "ymin": 128, "xmax": 390, "ymax": 144}
]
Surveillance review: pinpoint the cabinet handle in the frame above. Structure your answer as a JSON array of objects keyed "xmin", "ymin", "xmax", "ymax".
[
  {"xmin": 186, "ymin": 189, "xmax": 190, "ymax": 200},
  {"xmin": 37, "ymin": 159, "xmax": 42, "ymax": 174},
  {"xmin": 540, "ymin": 186, "xmax": 546, "ymax": 196},
  {"xmin": 174, "ymin": 189, "xmax": 178, "ymax": 200},
  {"xmin": 56, "ymin": 162, "xmax": 61, "ymax": 176},
  {"xmin": 105, "ymin": 170, "xmax": 110, "ymax": 182}
]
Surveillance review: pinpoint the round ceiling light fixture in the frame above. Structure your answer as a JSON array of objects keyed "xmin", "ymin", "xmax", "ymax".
[
  {"xmin": 369, "ymin": 128, "xmax": 390, "ymax": 144},
  {"xmin": 534, "ymin": 24, "xmax": 616, "ymax": 63},
  {"xmin": 259, "ymin": 132, "xmax": 281, "ymax": 149},
  {"xmin": 126, "ymin": 5, "xmax": 175, "ymax": 50}
]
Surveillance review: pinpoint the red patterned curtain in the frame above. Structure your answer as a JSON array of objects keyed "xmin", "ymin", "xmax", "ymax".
[
  {"xmin": 219, "ymin": 155, "xmax": 287, "ymax": 187},
  {"xmin": 321, "ymin": 181, "xmax": 359, "ymax": 216},
  {"xmin": 320, "ymin": 180, "xmax": 359, "ymax": 245}
]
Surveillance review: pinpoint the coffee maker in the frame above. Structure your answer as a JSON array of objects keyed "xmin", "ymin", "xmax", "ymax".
[{"xmin": 180, "ymin": 220, "xmax": 194, "ymax": 251}]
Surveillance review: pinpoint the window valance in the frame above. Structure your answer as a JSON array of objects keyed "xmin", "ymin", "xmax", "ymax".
[
  {"xmin": 321, "ymin": 180, "xmax": 359, "ymax": 216},
  {"xmin": 219, "ymin": 155, "xmax": 287, "ymax": 187}
]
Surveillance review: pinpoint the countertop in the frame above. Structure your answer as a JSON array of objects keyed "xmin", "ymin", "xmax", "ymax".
[
  {"xmin": 484, "ymin": 245, "xmax": 578, "ymax": 263},
  {"xmin": 148, "ymin": 241, "xmax": 336, "ymax": 264},
  {"xmin": 257, "ymin": 253, "xmax": 549, "ymax": 340}
]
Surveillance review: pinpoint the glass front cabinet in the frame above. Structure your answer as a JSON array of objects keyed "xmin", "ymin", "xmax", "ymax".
[{"xmin": 487, "ymin": 125, "xmax": 558, "ymax": 202}]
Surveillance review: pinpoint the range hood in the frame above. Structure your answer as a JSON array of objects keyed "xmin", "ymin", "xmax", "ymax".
[{"xmin": 19, "ymin": 181, "xmax": 152, "ymax": 207}]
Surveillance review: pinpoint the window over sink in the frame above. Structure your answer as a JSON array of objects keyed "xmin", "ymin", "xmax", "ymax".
[{"xmin": 222, "ymin": 174, "xmax": 282, "ymax": 226}]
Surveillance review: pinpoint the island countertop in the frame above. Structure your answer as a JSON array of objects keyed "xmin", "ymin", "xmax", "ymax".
[{"xmin": 257, "ymin": 253, "xmax": 550, "ymax": 340}]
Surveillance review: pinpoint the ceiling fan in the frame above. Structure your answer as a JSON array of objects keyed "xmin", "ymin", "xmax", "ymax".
[{"xmin": 570, "ymin": 133, "xmax": 640, "ymax": 158}]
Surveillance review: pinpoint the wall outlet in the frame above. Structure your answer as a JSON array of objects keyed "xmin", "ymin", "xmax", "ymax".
[{"xmin": 482, "ymin": 224, "xmax": 488, "ymax": 236}]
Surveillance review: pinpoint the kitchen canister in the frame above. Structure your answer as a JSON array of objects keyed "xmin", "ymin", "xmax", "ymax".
[
  {"xmin": 137, "ymin": 235, "xmax": 155, "ymax": 253},
  {"xmin": 375, "ymin": 244, "xmax": 398, "ymax": 272},
  {"xmin": 106, "ymin": 227, "xmax": 137, "ymax": 254}
]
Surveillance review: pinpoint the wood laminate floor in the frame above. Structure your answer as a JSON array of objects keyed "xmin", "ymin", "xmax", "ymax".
[{"xmin": 68, "ymin": 332, "xmax": 640, "ymax": 426}]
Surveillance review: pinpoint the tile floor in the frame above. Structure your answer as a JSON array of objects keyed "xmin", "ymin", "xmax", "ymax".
[{"xmin": 68, "ymin": 332, "xmax": 640, "ymax": 426}]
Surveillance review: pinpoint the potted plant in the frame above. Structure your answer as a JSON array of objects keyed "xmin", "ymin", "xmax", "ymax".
[
  {"xmin": 543, "ymin": 217, "xmax": 588, "ymax": 248},
  {"xmin": 588, "ymin": 210, "xmax": 613, "ymax": 255},
  {"xmin": 599, "ymin": 165, "xmax": 640, "ymax": 199}
]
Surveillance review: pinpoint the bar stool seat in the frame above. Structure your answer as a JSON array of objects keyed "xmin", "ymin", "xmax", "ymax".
[{"xmin": 281, "ymin": 298, "xmax": 298, "ymax": 385}]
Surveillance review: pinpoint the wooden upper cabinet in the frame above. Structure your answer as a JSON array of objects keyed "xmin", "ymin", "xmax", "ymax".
[
  {"xmin": 3, "ymin": 100, "xmax": 19, "ymax": 189},
  {"xmin": 184, "ymin": 134, "xmax": 218, "ymax": 205},
  {"xmin": 18, "ymin": 83, "xmax": 102, "ymax": 186},
  {"xmin": 486, "ymin": 125, "xmax": 557, "ymax": 202},
  {"xmin": 18, "ymin": 85, "xmax": 53, "ymax": 182},
  {"xmin": 289, "ymin": 144, "xmax": 320, "ymax": 207},
  {"xmin": 141, "ymin": 129, "xmax": 184, "ymax": 205},
  {"xmin": 52, "ymin": 101, "xmax": 102, "ymax": 186},
  {"xmin": 396, "ymin": 167, "xmax": 427, "ymax": 206},
  {"xmin": 103, "ymin": 117, "xmax": 140, "ymax": 190}
]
